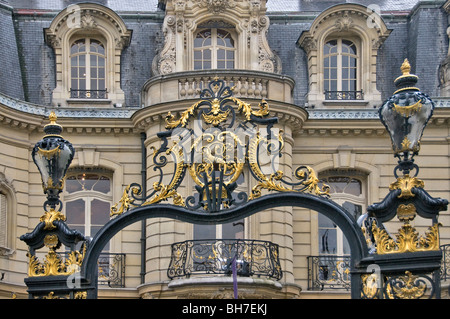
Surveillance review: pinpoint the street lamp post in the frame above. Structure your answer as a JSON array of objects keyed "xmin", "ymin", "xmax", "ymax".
[
  {"xmin": 31, "ymin": 111, "xmax": 75, "ymax": 211},
  {"xmin": 20, "ymin": 112, "xmax": 87, "ymax": 299},
  {"xmin": 359, "ymin": 59, "xmax": 448, "ymax": 299}
]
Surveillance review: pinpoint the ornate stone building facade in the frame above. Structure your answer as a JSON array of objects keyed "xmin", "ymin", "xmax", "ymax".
[{"xmin": 0, "ymin": 0, "xmax": 449, "ymax": 298}]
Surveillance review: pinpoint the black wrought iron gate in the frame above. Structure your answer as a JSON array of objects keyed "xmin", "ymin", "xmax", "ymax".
[{"xmin": 21, "ymin": 76, "xmax": 448, "ymax": 299}]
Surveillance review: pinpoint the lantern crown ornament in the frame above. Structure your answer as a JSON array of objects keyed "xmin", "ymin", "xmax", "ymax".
[
  {"xmin": 32, "ymin": 112, "xmax": 75, "ymax": 210},
  {"xmin": 379, "ymin": 59, "xmax": 434, "ymax": 177}
]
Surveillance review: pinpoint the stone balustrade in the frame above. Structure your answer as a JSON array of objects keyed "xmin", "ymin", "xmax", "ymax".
[{"xmin": 141, "ymin": 70, "xmax": 295, "ymax": 107}]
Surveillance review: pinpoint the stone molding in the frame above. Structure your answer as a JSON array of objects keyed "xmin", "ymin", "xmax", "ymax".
[
  {"xmin": 297, "ymin": 3, "xmax": 392, "ymax": 109},
  {"xmin": 153, "ymin": 0, "xmax": 281, "ymax": 75},
  {"xmin": 44, "ymin": 3, "xmax": 132, "ymax": 107}
]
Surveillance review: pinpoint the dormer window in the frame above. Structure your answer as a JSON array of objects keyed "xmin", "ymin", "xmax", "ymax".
[
  {"xmin": 324, "ymin": 38, "xmax": 362, "ymax": 100},
  {"xmin": 44, "ymin": 3, "xmax": 132, "ymax": 107},
  {"xmin": 70, "ymin": 38, "xmax": 107, "ymax": 99},
  {"xmin": 194, "ymin": 28, "xmax": 235, "ymax": 70},
  {"xmin": 153, "ymin": 2, "xmax": 281, "ymax": 75},
  {"xmin": 298, "ymin": 3, "xmax": 391, "ymax": 108}
]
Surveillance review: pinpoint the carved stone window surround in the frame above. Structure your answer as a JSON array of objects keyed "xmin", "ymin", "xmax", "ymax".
[
  {"xmin": 153, "ymin": 0, "xmax": 281, "ymax": 75},
  {"xmin": 44, "ymin": 3, "xmax": 132, "ymax": 108},
  {"xmin": 297, "ymin": 4, "xmax": 391, "ymax": 109}
]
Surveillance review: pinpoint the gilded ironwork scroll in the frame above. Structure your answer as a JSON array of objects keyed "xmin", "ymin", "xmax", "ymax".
[{"xmin": 111, "ymin": 78, "xmax": 329, "ymax": 215}]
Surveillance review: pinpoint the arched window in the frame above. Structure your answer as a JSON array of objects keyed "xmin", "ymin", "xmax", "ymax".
[
  {"xmin": 0, "ymin": 191, "xmax": 7, "ymax": 249},
  {"xmin": 318, "ymin": 171, "xmax": 366, "ymax": 256},
  {"xmin": 194, "ymin": 28, "xmax": 235, "ymax": 70},
  {"xmin": 324, "ymin": 38, "xmax": 360, "ymax": 100},
  {"xmin": 70, "ymin": 38, "xmax": 106, "ymax": 99},
  {"xmin": 0, "ymin": 177, "xmax": 15, "ymax": 256},
  {"xmin": 64, "ymin": 171, "xmax": 112, "ymax": 251}
]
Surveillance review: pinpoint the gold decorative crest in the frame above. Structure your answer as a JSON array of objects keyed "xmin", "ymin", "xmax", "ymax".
[
  {"xmin": 40, "ymin": 208, "xmax": 66, "ymax": 230},
  {"xmin": 389, "ymin": 174, "xmax": 424, "ymax": 199},
  {"xmin": 27, "ymin": 243, "xmax": 86, "ymax": 277},
  {"xmin": 111, "ymin": 78, "xmax": 329, "ymax": 215},
  {"xmin": 370, "ymin": 219, "xmax": 440, "ymax": 255}
]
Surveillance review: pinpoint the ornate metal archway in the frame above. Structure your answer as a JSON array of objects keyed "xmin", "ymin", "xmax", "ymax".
[{"xmin": 21, "ymin": 64, "xmax": 448, "ymax": 299}]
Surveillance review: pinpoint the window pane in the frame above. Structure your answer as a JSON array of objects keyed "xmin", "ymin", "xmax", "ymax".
[
  {"xmin": 330, "ymin": 80, "xmax": 337, "ymax": 91},
  {"xmin": 342, "ymin": 56, "xmax": 348, "ymax": 68},
  {"xmin": 217, "ymin": 60, "xmax": 225, "ymax": 69},
  {"xmin": 98, "ymin": 79, "xmax": 105, "ymax": 90},
  {"xmin": 78, "ymin": 55, "xmax": 85, "ymax": 66},
  {"xmin": 217, "ymin": 49, "xmax": 225, "ymax": 59},
  {"xmin": 328, "ymin": 177, "xmax": 350, "ymax": 193},
  {"xmin": 194, "ymin": 224, "xmax": 215, "ymax": 240},
  {"xmin": 71, "ymin": 67, "xmax": 78, "ymax": 78},
  {"xmin": 204, "ymin": 61, "xmax": 211, "ymax": 69},
  {"xmin": 66, "ymin": 199, "xmax": 85, "ymax": 225},
  {"xmin": 346, "ymin": 179, "xmax": 362, "ymax": 196},
  {"xmin": 222, "ymin": 220, "xmax": 244, "ymax": 239},
  {"xmin": 194, "ymin": 51, "xmax": 202, "ymax": 59},
  {"xmin": 319, "ymin": 228, "xmax": 337, "ymax": 254},
  {"xmin": 98, "ymin": 68, "xmax": 105, "ymax": 78},
  {"xmin": 71, "ymin": 79, "xmax": 78, "ymax": 90},
  {"xmin": 91, "ymin": 199, "xmax": 110, "ymax": 225},
  {"xmin": 342, "ymin": 68, "xmax": 349, "ymax": 80},
  {"xmin": 350, "ymin": 67, "xmax": 357, "ymax": 79},
  {"xmin": 79, "ymin": 78, "xmax": 86, "ymax": 90},
  {"xmin": 93, "ymin": 176, "xmax": 110, "ymax": 193},
  {"xmin": 194, "ymin": 61, "xmax": 202, "ymax": 70},
  {"xmin": 66, "ymin": 176, "xmax": 82, "ymax": 193},
  {"xmin": 203, "ymin": 49, "xmax": 211, "ymax": 60},
  {"xmin": 80, "ymin": 174, "xmax": 98, "ymax": 190},
  {"xmin": 318, "ymin": 213, "xmax": 336, "ymax": 228},
  {"xmin": 216, "ymin": 36, "xmax": 225, "ymax": 47},
  {"xmin": 91, "ymin": 79, "xmax": 97, "ymax": 90},
  {"xmin": 90, "ymin": 55, "xmax": 97, "ymax": 67},
  {"xmin": 71, "ymin": 56, "xmax": 78, "ymax": 67},
  {"xmin": 226, "ymin": 61, "xmax": 234, "ymax": 69},
  {"xmin": 342, "ymin": 201, "xmax": 362, "ymax": 220},
  {"xmin": 330, "ymin": 68, "xmax": 337, "ymax": 80},
  {"xmin": 342, "ymin": 80, "xmax": 349, "ymax": 91},
  {"xmin": 225, "ymin": 37, "xmax": 234, "ymax": 48}
]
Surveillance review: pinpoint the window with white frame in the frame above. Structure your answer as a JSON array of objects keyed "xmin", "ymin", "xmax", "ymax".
[
  {"xmin": 318, "ymin": 171, "xmax": 366, "ymax": 256},
  {"xmin": 323, "ymin": 38, "xmax": 360, "ymax": 100},
  {"xmin": 44, "ymin": 3, "xmax": 131, "ymax": 107},
  {"xmin": 194, "ymin": 28, "xmax": 235, "ymax": 70},
  {"xmin": 0, "ymin": 192, "xmax": 7, "ymax": 249},
  {"xmin": 64, "ymin": 171, "xmax": 112, "ymax": 251},
  {"xmin": 70, "ymin": 38, "xmax": 107, "ymax": 99}
]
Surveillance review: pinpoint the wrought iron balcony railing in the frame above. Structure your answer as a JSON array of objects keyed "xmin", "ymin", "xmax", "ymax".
[
  {"xmin": 324, "ymin": 90, "xmax": 364, "ymax": 100},
  {"xmin": 307, "ymin": 255, "xmax": 351, "ymax": 290},
  {"xmin": 70, "ymin": 89, "xmax": 108, "ymax": 99},
  {"xmin": 440, "ymin": 244, "xmax": 450, "ymax": 281},
  {"xmin": 61, "ymin": 251, "xmax": 126, "ymax": 287},
  {"xmin": 167, "ymin": 239, "xmax": 282, "ymax": 280},
  {"xmin": 98, "ymin": 252, "xmax": 126, "ymax": 288}
]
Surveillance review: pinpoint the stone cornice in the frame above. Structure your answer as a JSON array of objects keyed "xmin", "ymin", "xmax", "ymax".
[{"xmin": 1, "ymin": 91, "xmax": 449, "ymax": 133}]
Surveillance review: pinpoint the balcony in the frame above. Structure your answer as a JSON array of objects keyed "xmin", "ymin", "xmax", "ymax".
[
  {"xmin": 307, "ymin": 255, "xmax": 351, "ymax": 291},
  {"xmin": 98, "ymin": 252, "xmax": 126, "ymax": 288},
  {"xmin": 141, "ymin": 70, "xmax": 295, "ymax": 107},
  {"xmin": 308, "ymin": 245, "xmax": 450, "ymax": 293},
  {"xmin": 70, "ymin": 89, "xmax": 108, "ymax": 99},
  {"xmin": 324, "ymin": 90, "xmax": 364, "ymax": 100},
  {"xmin": 167, "ymin": 239, "xmax": 282, "ymax": 281}
]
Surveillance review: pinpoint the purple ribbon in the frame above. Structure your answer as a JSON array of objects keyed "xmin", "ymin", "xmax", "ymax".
[{"xmin": 232, "ymin": 256, "xmax": 238, "ymax": 299}]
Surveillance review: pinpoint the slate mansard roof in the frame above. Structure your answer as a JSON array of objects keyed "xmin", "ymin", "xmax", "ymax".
[
  {"xmin": 0, "ymin": 0, "xmax": 447, "ymax": 110},
  {"xmin": 0, "ymin": 0, "xmax": 423, "ymax": 13}
]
